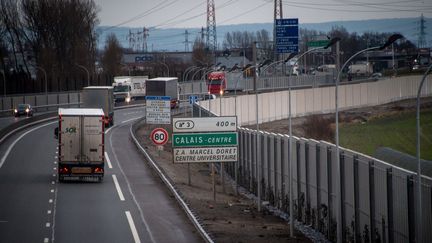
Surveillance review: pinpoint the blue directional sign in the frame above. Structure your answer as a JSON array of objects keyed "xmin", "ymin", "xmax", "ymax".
[
  {"xmin": 275, "ymin": 18, "xmax": 299, "ymax": 54},
  {"xmin": 146, "ymin": 96, "xmax": 171, "ymax": 101},
  {"xmin": 188, "ymin": 95, "xmax": 198, "ymax": 104}
]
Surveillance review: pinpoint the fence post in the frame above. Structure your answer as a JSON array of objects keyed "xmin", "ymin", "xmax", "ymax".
[
  {"xmin": 353, "ymin": 155, "xmax": 360, "ymax": 242},
  {"xmin": 407, "ymin": 175, "xmax": 415, "ymax": 243},
  {"xmin": 386, "ymin": 168, "xmax": 393, "ymax": 243},
  {"xmin": 369, "ymin": 161, "xmax": 377, "ymax": 243}
]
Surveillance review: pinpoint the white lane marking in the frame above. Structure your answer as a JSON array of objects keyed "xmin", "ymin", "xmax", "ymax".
[
  {"xmin": 49, "ymin": 199, "xmax": 53, "ymax": 204},
  {"xmin": 51, "ymin": 181, "xmax": 55, "ymax": 185},
  {"xmin": 46, "ymin": 223, "xmax": 50, "ymax": 227},
  {"xmin": 0, "ymin": 121, "xmax": 56, "ymax": 169},
  {"xmin": 109, "ymin": 127, "xmax": 156, "ymax": 243},
  {"xmin": 104, "ymin": 152, "xmax": 113, "ymax": 169},
  {"xmin": 125, "ymin": 211, "xmax": 141, "ymax": 243},
  {"xmin": 105, "ymin": 125, "xmax": 116, "ymax": 134},
  {"xmin": 53, "ymin": 167, "xmax": 56, "ymax": 170},
  {"xmin": 47, "ymin": 210, "xmax": 51, "ymax": 214},
  {"xmin": 121, "ymin": 117, "xmax": 140, "ymax": 124},
  {"xmin": 54, "ymin": 156, "xmax": 57, "ymax": 159},
  {"xmin": 55, "ymin": 151, "xmax": 58, "ymax": 154},
  {"xmin": 50, "ymin": 189, "xmax": 54, "ymax": 193},
  {"xmin": 44, "ymin": 238, "xmax": 49, "ymax": 243},
  {"xmin": 54, "ymin": 161, "xmax": 57, "ymax": 164},
  {"xmin": 112, "ymin": 175, "xmax": 125, "ymax": 201}
]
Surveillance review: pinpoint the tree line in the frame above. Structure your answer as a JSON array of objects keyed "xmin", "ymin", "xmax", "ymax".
[{"xmin": 0, "ymin": 0, "xmax": 101, "ymax": 94}]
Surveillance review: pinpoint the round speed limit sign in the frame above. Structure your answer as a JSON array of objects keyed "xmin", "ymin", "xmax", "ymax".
[{"xmin": 150, "ymin": 128, "xmax": 169, "ymax": 146}]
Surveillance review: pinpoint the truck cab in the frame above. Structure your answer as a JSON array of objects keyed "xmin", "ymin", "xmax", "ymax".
[{"xmin": 207, "ymin": 71, "xmax": 226, "ymax": 95}]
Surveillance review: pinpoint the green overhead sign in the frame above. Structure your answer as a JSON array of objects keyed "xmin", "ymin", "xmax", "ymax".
[
  {"xmin": 307, "ymin": 40, "xmax": 330, "ymax": 47},
  {"xmin": 173, "ymin": 132, "xmax": 238, "ymax": 147}
]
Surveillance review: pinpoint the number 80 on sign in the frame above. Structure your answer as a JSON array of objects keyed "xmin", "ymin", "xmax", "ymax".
[{"xmin": 150, "ymin": 128, "xmax": 169, "ymax": 146}]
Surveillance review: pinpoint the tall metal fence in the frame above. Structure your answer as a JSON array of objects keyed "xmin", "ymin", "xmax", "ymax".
[{"xmin": 222, "ymin": 129, "xmax": 432, "ymax": 242}]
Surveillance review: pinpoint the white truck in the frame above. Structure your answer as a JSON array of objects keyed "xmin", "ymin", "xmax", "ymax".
[
  {"xmin": 348, "ymin": 62, "xmax": 373, "ymax": 76},
  {"xmin": 146, "ymin": 77, "xmax": 179, "ymax": 108},
  {"xmin": 56, "ymin": 108, "xmax": 105, "ymax": 182},
  {"xmin": 113, "ymin": 76, "xmax": 147, "ymax": 103},
  {"xmin": 82, "ymin": 86, "xmax": 114, "ymax": 127}
]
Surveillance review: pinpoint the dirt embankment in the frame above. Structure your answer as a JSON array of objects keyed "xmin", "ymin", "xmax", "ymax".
[{"xmin": 135, "ymin": 121, "xmax": 311, "ymax": 243}]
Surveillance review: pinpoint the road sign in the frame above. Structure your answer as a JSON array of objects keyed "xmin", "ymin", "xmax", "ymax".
[
  {"xmin": 172, "ymin": 132, "xmax": 238, "ymax": 147},
  {"xmin": 173, "ymin": 147, "xmax": 238, "ymax": 163},
  {"xmin": 307, "ymin": 39, "xmax": 331, "ymax": 53},
  {"xmin": 188, "ymin": 95, "xmax": 198, "ymax": 104},
  {"xmin": 275, "ymin": 18, "xmax": 299, "ymax": 54},
  {"xmin": 150, "ymin": 128, "xmax": 169, "ymax": 146},
  {"xmin": 173, "ymin": 117, "xmax": 237, "ymax": 133},
  {"xmin": 146, "ymin": 96, "xmax": 171, "ymax": 124}
]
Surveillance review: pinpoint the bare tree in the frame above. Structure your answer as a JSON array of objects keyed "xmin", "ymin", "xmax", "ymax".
[{"xmin": 101, "ymin": 33, "xmax": 123, "ymax": 77}]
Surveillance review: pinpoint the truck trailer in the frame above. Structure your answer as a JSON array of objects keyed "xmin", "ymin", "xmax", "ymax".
[
  {"xmin": 81, "ymin": 86, "xmax": 114, "ymax": 127},
  {"xmin": 57, "ymin": 108, "xmax": 105, "ymax": 182},
  {"xmin": 146, "ymin": 77, "xmax": 179, "ymax": 108}
]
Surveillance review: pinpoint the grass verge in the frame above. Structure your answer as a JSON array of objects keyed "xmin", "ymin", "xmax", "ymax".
[{"xmin": 340, "ymin": 110, "xmax": 432, "ymax": 160}]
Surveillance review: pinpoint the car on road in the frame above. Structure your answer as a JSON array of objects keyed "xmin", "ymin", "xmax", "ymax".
[
  {"xmin": 13, "ymin": 104, "xmax": 33, "ymax": 117},
  {"xmin": 203, "ymin": 94, "xmax": 216, "ymax": 100}
]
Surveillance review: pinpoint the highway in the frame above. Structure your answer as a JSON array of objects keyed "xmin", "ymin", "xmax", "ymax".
[{"xmin": 0, "ymin": 106, "xmax": 201, "ymax": 243}]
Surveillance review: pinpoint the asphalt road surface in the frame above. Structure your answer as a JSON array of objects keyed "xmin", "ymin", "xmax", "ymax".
[{"xmin": 0, "ymin": 106, "xmax": 201, "ymax": 243}]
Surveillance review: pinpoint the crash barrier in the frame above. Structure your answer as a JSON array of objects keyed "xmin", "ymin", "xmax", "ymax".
[
  {"xmin": 0, "ymin": 91, "xmax": 80, "ymax": 115},
  {"xmin": 0, "ymin": 112, "xmax": 58, "ymax": 145},
  {"xmin": 198, "ymin": 75, "xmax": 431, "ymax": 125},
  {"xmin": 180, "ymin": 74, "xmax": 334, "ymax": 96},
  {"xmin": 222, "ymin": 129, "xmax": 432, "ymax": 242}
]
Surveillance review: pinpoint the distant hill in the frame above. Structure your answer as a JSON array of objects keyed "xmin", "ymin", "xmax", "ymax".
[{"xmin": 97, "ymin": 17, "xmax": 432, "ymax": 51}]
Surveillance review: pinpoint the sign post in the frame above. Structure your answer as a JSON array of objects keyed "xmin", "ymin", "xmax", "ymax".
[
  {"xmin": 172, "ymin": 116, "xmax": 238, "ymax": 201},
  {"xmin": 150, "ymin": 128, "xmax": 169, "ymax": 157}
]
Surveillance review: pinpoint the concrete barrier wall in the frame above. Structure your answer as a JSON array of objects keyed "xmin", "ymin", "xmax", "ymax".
[
  {"xmin": 1, "ymin": 92, "xmax": 80, "ymax": 113},
  {"xmin": 202, "ymin": 75, "xmax": 431, "ymax": 125}
]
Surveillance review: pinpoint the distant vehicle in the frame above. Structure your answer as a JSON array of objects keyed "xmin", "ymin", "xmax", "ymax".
[
  {"xmin": 203, "ymin": 94, "xmax": 216, "ymax": 100},
  {"xmin": 82, "ymin": 86, "xmax": 114, "ymax": 127},
  {"xmin": 348, "ymin": 62, "xmax": 373, "ymax": 76},
  {"xmin": 112, "ymin": 76, "xmax": 147, "ymax": 102},
  {"xmin": 371, "ymin": 72, "xmax": 382, "ymax": 80},
  {"xmin": 13, "ymin": 104, "xmax": 33, "ymax": 117},
  {"xmin": 207, "ymin": 71, "xmax": 226, "ymax": 95},
  {"xmin": 146, "ymin": 77, "xmax": 179, "ymax": 108},
  {"xmin": 56, "ymin": 108, "xmax": 105, "ymax": 182}
]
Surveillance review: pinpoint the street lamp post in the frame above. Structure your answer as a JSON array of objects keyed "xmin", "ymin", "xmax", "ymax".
[
  {"xmin": 35, "ymin": 66, "xmax": 48, "ymax": 105},
  {"xmin": 1, "ymin": 70, "xmax": 5, "ymax": 97},
  {"xmin": 75, "ymin": 63, "xmax": 90, "ymax": 87},
  {"xmin": 286, "ymin": 37, "xmax": 341, "ymax": 237},
  {"xmin": 415, "ymin": 63, "xmax": 432, "ymax": 243},
  {"xmin": 335, "ymin": 34, "xmax": 402, "ymax": 243},
  {"xmin": 159, "ymin": 61, "xmax": 169, "ymax": 76}
]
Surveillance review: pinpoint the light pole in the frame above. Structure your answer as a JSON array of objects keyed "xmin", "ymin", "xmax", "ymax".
[
  {"xmin": 35, "ymin": 66, "xmax": 48, "ymax": 104},
  {"xmin": 183, "ymin": 66, "xmax": 198, "ymax": 81},
  {"xmin": 286, "ymin": 37, "xmax": 340, "ymax": 238},
  {"xmin": 334, "ymin": 34, "xmax": 402, "ymax": 243},
  {"xmin": 1, "ymin": 70, "xmax": 5, "ymax": 97},
  {"xmin": 158, "ymin": 61, "xmax": 169, "ymax": 76},
  {"xmin": 75, "ymin": 63, "xmax": 90, "ymax": 87},
  {"xmin": 416, "ymin": 63, "xmax": 432, "ymax": 243}
]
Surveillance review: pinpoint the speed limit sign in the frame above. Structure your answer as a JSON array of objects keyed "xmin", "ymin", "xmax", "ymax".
[{"xmin": 150, "ymin": 128, "xmax": 169, "ymax": 146}]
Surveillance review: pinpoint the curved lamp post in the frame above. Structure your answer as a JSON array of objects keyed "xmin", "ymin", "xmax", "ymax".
[
  {"xmin": 334, "ymin": 34, "xmax": 403, "ymax": 242},
  {"xmin": 75, "ymin": 63, "xmax": 90, "ymax": 86},
  {"xmin": 1, "ymin": 70, "xmax": 5, "ymax": 97},
  {"xmin": 285, "ymin": 37, "xmax": 341, "ymax": 237},
  {"xmin": 183, "ymin": 65, "xmax": 198, "ymax": 81},
  {"xmin": 415, "ymin": 63, "xmax": 432, "ymax": 243},
  {"xmin": 34, "ymin": 66, "xmax": 48, "ymax": 104},
  {"xmin": 158, "ymin": 61, "xmax": 169, "ymax": 76}
]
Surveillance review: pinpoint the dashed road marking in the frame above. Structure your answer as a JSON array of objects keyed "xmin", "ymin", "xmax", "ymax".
[
  {"xmin": 105, "ymin": 152, "xmax": 113, "ymax": 169},
  {"xmin": 44, "ymin": 238, "xmax": 49, "ymax": 243},
  {"xmin": 47, "ymin": 210, "xmax": 51, "ymax": 214},
  {"xmin": 46, "ymin": 223, "xmax": 50, "ymax": 227},
  {"xmin": 125, "ymin": 211, "xmax": 141, "ymax": 243},
  {"xmin": 49, "ymin": 199, "xmax": 53, "ymax": 204},
  {"xmin": 112, "ymin": 175, "xmax": 125, "ymax": 201}
]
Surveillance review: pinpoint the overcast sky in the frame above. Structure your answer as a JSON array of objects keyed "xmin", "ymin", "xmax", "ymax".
[{"xmin": 94, "ymin": 0, "xmax": 432, "ymax": 29}]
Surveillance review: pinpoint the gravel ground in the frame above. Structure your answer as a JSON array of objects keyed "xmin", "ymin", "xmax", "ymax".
[{"xmin": 135, "ymin": 121, "xmax": 312, "ymax": 243}]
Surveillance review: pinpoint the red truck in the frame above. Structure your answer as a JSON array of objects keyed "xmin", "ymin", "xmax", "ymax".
[{"xmin": 207, "ymin": 71, "xmax": 226, "ymax": 95}]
